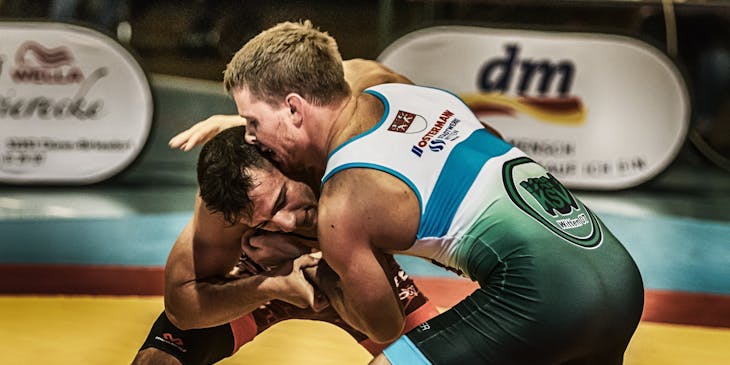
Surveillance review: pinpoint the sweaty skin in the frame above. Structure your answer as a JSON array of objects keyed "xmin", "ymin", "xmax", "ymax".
[
  {"xmin": 164, "ymin": 59, "xmax": 411, "ymax": 330},
  {"xmin": 224, "ymin": 22, "xmax": 642, "ymax": 365},
  {"xmin": 168, "ymin": 59, "xmax": 412, "ymax": 153},
  {"xmin": 232, "ymin": 85, "xmax": 419, "ymax": 343},
  {"xmin": 164, "ymin": 194, "xmax": 322, "ymax": 330},
  {"xmin": 135, "ymin": 57, "xmax": 443, "ymax": 364}
]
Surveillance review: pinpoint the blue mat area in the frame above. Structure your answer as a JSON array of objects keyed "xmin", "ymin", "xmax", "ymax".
[
  {"xmin": 1, "ymin": 210, "xmax": 729, "ymax": 295},
  {"xmin": 0, "ymin": 213, "xmax": 190, "ymax": 267}
]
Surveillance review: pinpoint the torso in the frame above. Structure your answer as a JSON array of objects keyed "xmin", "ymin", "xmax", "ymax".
[
  {"xmin": 323, "ymin": 84, "xmax": 619, "ymax": 281},
  {"xmin": 319, "ymin": 83, "xmax": 644, "ymax": 362},
  {"xmin": 323, "ymin": 84, "xmax": 517, "ymax": 274}
]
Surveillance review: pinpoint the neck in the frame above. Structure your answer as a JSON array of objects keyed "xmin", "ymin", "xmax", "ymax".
[{"xmin": 308, "ymin": 95, "xmax": 353, "ymax": 178}]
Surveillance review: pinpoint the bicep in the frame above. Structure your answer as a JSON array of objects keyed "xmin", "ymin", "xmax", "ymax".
[{"xmin": 318, "ymin": 190, "xmax": 402, "ymax": 311}]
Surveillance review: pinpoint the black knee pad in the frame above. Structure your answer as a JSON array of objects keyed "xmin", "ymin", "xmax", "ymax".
[{"xmin": 139, "ymin": 311, "xmax": 234, "ymax": 365}]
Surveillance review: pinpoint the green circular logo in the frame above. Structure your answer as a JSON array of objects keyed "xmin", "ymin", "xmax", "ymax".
[{"xmin": 503, "ymin": 157, "xmax": 602, "ymax": 248}]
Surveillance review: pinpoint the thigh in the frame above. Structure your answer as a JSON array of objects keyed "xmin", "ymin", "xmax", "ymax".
[
  {"xmin": 138, "ymin": 311, "xmax": 235, "ymax": 365},
  {"xmin": 388, "ymin": 288, "xmax": 569, "ymax": 365},
  {"xmin": 384, "ymin": 290, "xmax": 507, "ymax": 365}
]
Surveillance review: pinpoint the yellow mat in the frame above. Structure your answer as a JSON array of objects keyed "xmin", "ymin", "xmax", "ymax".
[{"xmin": 0, "ymin": 296, "xmax": 728, "ymax": 365}]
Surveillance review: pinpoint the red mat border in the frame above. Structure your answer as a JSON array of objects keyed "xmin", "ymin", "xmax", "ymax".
[{"xmin": 1, "ymin": 264, "xmax": 728, "ymax": 328}]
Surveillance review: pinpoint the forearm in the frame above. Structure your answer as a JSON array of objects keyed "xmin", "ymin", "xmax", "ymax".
[
  {"xmin": 165, "ymin": 273, "xmax": 277, "ymax": 330},
  {"xmin": 342, "ymin": 284, "xmax": 404, "ymax": 343}
]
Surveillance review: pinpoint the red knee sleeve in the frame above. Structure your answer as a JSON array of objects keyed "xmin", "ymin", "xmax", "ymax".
[{"xmin": 229, "ymin": 313, "xmax": 258, "ymax": 354}]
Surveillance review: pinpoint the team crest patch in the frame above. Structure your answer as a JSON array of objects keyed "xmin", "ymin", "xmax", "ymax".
[
  {"xmin": 388, "ymin": 110, "xmax": 417, "ymax": 133},
  {"xmin": 503, "ymin": 157, "xmax": 602, "ymax": 248}
]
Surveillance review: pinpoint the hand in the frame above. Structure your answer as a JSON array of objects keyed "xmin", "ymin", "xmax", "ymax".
[
  {"xmin": 168, "ymin": 114, "xmax": 246, "ymax": 151},
  {"xmin": 304, "ymin": 259, "xmax": 342, "ymax": 312},
  {"xmin": 242, "ymin": 231, "xmax": 313, "ymax": 269},
  {"xmin": 265, "ymin": 253, "xmax": 323, "ymax": 309}
]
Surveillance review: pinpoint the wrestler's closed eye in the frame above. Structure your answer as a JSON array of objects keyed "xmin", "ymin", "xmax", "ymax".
[{"xmin": 255, "ymin": 183, "xmax": 287, "ymax": 231}]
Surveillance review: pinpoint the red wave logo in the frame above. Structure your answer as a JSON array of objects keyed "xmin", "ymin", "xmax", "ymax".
[
  {"xmin": 162, "ymin": 333, "xmax": 184, "ymax": 347},
  {"xmin": 15, "ymin": 41, "xmax": 74, "ymax": 68},
  {"xmin": 11, "ymin": 41, "xmax": 84, "ymax": 84},
  {"xmin": 461, "ymin": 93, "xmax": 586, "ymax": 125}
]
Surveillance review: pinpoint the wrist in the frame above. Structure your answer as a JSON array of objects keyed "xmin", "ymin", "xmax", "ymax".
[{"xmin": 257, "ymin": 272, "xmax": 289, "ymax": 301}]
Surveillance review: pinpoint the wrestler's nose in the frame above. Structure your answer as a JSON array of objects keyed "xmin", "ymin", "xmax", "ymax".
[
  {"xmin": 244, "ymin": 129, "xmax": 257, "ymax": 145},
  {"xmin": 272, "ymin": 210, "xmax": 296, "ymax": 233}
]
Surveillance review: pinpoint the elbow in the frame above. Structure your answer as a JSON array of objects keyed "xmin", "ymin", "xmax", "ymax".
[
  {"xmin": 164, "ymin": 303, "xmax": 198, "ymax": 331},
  {"xmin": 164, "ymin": 289, "xmax": 201, "ymax": 330},
  {"xmin": 369, "ymin": 318, "xmax": 405, "ymax": 344},
  {"xmin": 371, "ymin": 332, "xmax": 400, "ymax": 345}
]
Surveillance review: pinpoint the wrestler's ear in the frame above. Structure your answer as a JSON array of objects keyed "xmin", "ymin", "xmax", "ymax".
[{"xmin": 285, "ymin": 93, "xmax": 305, "ymax": 127}]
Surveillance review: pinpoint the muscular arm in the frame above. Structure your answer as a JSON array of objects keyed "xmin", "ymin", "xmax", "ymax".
[
  {"xmin": 315, "ymin": 169, "xmax": 421, "ymax": 343},
  {"xmin": 168, "ymin": 59, "xmax": 411, "ymax": 151},
  {"xmin": 168, "ymin": 114, "xmax": 247, "ymax": 151},
  {"xmin": 164, "ymin": 194, "xmax": 319, "ymax": 330}
]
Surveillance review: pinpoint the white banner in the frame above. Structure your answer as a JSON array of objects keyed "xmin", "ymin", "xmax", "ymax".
[
  {"xmin": 0, "ymin": 22, "xmax": 153, "ymax": 184},
  {"xmin": 379, "ymin": 26, "xmax": 690, "ymax": 190}
]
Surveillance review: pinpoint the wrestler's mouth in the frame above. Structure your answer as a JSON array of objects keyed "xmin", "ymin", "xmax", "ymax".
[{"xmin": 260, "ymin": 145, "xmax": 277, "ymax": 161}]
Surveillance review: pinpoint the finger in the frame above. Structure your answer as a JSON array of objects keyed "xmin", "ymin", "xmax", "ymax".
[
  {"xmin": 312, "ymin": 291, "xmax": 331, "ymax": 312},
  {"xmin": 190, "ymin": 127, "xmax": 215, "ymax": 149},
  {"xmin": 184, "ymin": 136, "xmax": 199, "ymax": 151},
  {"xmin": 294, "ymin": 253, "xmax": 321, "ymax": 269},
  {"xmin": 168, "ymin": 132, "xmax": 188, "ymax": 148},
  {"xmin": 241, "ymin": 228, "xmax": 256, "ymax": 242},
  {"xmin": 303, "ymin": 265, "xmax": 318, "ymax": 283},
  {"xmin": 247, "ymin": 234, "xmax": 265, "ymax": 249},
  {"xmin": 240, "ymin": 239, "xmax": 259, "ymax": 259},
  {"xmin": 170, "ymin": 128, "xmax": 195, "ymax": 148}
]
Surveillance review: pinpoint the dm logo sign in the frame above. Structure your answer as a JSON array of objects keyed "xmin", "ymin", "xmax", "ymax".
[{"xmin": 503, "ymin": 157, "xmax": 602, "ymax": 248}]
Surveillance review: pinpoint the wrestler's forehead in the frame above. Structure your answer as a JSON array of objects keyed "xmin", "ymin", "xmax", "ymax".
[
  {"xmin": 246, "ymin": 167, "xmax": 281, "ymax": 199},
  {"xmin": 233, "ymin": 87, "xmax": 279, "ymax": 118},
  {"xmin": 242, "ymin": 168, "xmax": 279, "ymax": 224},
  {"xmin": 247, "ymin": 165, "xmax": 283, "ymax": 186}
]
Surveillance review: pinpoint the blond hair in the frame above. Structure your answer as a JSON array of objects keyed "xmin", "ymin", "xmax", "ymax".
[{"xmin": 224, "ymin": 20, "xmax": 350, "ymax": 106}]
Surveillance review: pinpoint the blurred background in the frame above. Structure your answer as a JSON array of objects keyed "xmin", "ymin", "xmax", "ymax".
[
  {"xmin": 2, "ymin": 0, "xmax": 729, "ymax": 182},
  {"xmin": 0, "ymin": 1, "xmax": 729, "ymax": 364}
]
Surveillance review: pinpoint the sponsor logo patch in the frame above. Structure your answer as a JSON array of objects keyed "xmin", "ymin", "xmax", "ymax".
[
  {"xmin": 428, "ymin": 139, "xmax": 446, "ymax": 152},
  {"xmin": 411, "ymin": 110, "xmax": 460, "ymax": 158},
  {"xmin": 503, "ymin": 157, "xmax": 602, "ymax": 247}
]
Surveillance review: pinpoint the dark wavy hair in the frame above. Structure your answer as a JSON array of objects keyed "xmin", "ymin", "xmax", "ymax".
[{"xmin": 197, "ymin": 126, "xmax": 271, "ymax": 225}]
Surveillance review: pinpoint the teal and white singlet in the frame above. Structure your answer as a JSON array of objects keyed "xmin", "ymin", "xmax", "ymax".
[{"xmin": 322, "ymin": 84, "xmax": 644, "ymax": 365}]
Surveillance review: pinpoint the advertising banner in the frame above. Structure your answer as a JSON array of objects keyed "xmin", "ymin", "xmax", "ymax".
[
  {"xmin": 0, "ymin": 22, "xmax": 153, "ymax": 184},
  {"xmin": 379, "ymin": 26, "xmax": 690, "ymax": 190}
]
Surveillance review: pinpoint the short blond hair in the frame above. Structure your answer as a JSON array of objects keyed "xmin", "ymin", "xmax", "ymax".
[{"xmin": 224, "ymin": 20, "xmax": 350, "ymax": 106}]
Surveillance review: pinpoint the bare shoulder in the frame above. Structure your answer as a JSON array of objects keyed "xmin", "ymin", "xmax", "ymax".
[
  {"xmin": 343, "ymin": 58, "xmax": 412, "ymax": 93},
  {"xmin": 194, "ymin": 194, "xmax": 234, "ymax": 227},
  {"xmin": 192, "ymin": 194, "xmax": 249, "ymax": 249},
  {"xmin": 319, "ymin": 168, "xmax": 419, "ymax": 251}
]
